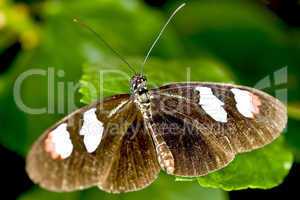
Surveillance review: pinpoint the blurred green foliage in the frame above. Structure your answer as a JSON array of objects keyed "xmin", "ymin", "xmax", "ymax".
[
  {"xmin": 0, "ymin": 0, "xmax": 39, "ymax": 51},
  {"xmin": 0, "ymin": 0, "xmax": 300, "ymax": 199},
  {"xmin": 18, "ymin": 174, "xmax": 227, "ymax": 200}
]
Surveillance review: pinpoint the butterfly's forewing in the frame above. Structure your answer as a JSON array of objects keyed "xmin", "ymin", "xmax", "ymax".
[
  {"xmin": 26, "ymin": 94, "xmax": 160, "ymax": 193},
  {"xmin": 149, "ymin": 82, "xmax": 286, "ymax": 176}
]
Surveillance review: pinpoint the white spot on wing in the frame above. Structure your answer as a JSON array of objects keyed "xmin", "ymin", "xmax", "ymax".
[
  {"xmin": 196, "ymin": 86, "xmax": 227, "ymax": 123},
  {"xmin": 231, "ymin": 88, "xmax": 255, "ymax": 118},
  {"xmin": 80, "ymin": 108, "xmax": 104, "ymax": 153},
  {"xmin": 50, "ymin": 123, "xmax": 73, "ymax": 159}
]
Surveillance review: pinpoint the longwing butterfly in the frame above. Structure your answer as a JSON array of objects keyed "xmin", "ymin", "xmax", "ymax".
[{"xmin": 26, "ymin": 4, "xmax": 287, "ymax": 193}]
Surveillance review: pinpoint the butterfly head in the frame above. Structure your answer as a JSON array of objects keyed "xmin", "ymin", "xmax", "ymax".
[{"xmin": 130, "ymin": 74, "xmax": 148, "ymax": 94}]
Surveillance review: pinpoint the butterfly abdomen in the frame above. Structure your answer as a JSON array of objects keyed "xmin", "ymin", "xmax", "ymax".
[
  {"xmin": 155, "ymin": 141, "xmax": 175, "ymax": 174},
  {"xmin": 147, "ymin": 121, "xmax": 175, "ymax": 174}
]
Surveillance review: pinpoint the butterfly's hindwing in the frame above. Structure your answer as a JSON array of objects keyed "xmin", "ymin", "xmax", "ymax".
[
  {"xmin": 148, "ymin": 82, "xmax": 286, "ymax": 176},
  {"xmin": 100, "ymin": 113, "xmax": 160, "ymax": 193},
  {"xmin": 26, "ymin": 94, "xmax": 160, "ymax": 193}
]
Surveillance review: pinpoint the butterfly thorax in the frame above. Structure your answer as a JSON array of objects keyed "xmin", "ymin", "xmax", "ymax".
[
  {"xmin": 130, "ymin": 74, "xmax": 152, "ymax": 117},
  {"xmin": 131, "ymin": 75, "xmax": 150, "ymax": 102}
]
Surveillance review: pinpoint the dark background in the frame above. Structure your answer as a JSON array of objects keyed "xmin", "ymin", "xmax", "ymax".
[{"xmin": 0, "ymin": 0, "xmax": 300, "ymax": 199}]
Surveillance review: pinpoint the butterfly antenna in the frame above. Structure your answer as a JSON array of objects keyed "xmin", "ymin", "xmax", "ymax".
[
  {"xmin": 73, "ymin": 18, "xmax": 136, "ymax": 74},
  {"xmin": 141, "ymin": 3, "xmax": 186, "ymax": 74}
]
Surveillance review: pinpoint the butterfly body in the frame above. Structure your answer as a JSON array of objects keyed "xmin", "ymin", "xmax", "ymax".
[{"xmin": 131, "ymin": 75, "xmax": 176, "ymax": 174}]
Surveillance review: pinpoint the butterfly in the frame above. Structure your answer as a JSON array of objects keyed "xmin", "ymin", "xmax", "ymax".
[{"xmin": 26, "ymin": 3, "xmax": 287, "ymax": 193}]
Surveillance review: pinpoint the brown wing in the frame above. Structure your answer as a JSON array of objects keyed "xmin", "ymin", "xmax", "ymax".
[
  {"xmin": 148, "ymin": 82, "xmax": 286, "ymax": 177},
  {"xmin": 26, "ymin": 94, "xmax": 160, "ymax": 193},
  {"xmin": 99, "ymin": 112, "xmax": 160, "ymax": 193}
]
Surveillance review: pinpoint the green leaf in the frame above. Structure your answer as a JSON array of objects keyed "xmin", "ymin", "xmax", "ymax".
[
  {"xmin": 80, "ymin": 57, "xmax": 234, "ymax": 104},
  {"xmin": 197, "ymin": 137, "xmax": 293, "ymax": 190},
  {"xmin": 18, "ymin": 175, "xmax": 227, "ymax": 200}
]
